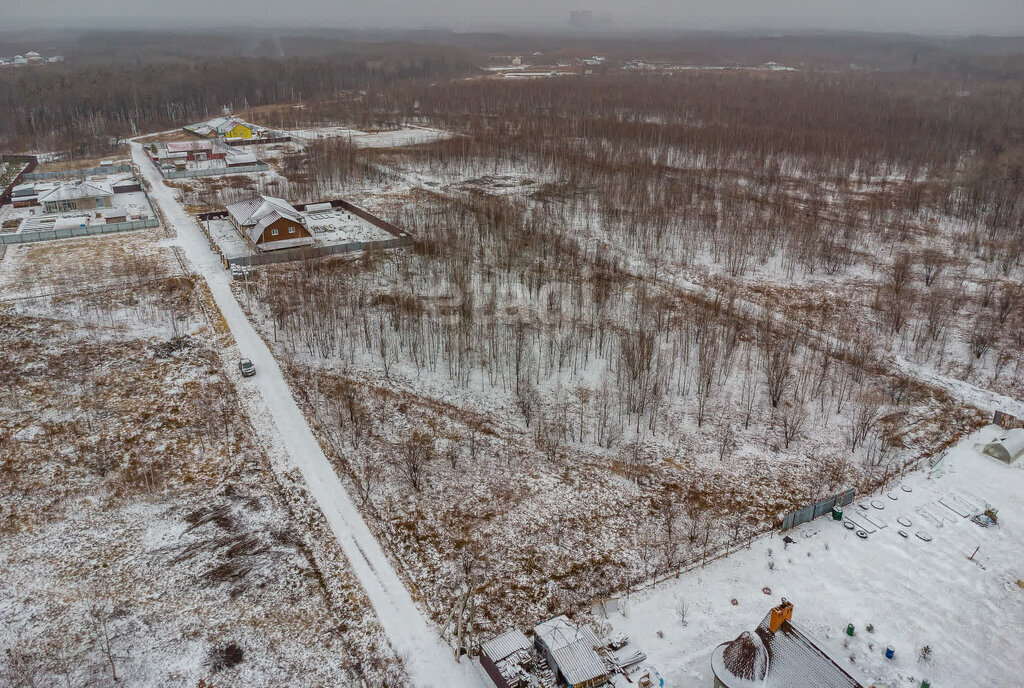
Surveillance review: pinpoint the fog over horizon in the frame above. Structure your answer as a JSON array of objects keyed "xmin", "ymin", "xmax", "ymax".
[{"xmin": 4, "ymin": 0, "xmax": 1024, "ymax": 36}]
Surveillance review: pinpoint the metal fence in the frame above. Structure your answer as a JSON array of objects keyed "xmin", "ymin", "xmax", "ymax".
[
  {"xmin": 23, "ymin": 164, "xmax": 132, "ymax": 180},
  {"xmin": 227, "ymin": 235, "xmax": 412, "ymax": 268},
  {"xmin": 0, "ymin": 218, "xmax": 159, "ymax": 245},
  {"xmin": 159, "ymin": 163, "xmax": 270, "ymax": 179},
  {"xmin": 780, "ymin": 488, "xmax": 856, "ymax": 531},
  {"xmin": 995, "ymin": 410, "xmax": 1024, "ymax": 430},
  {"xmin": 224, "ymin": 136, "xmax": 291, "ymax": 146}
]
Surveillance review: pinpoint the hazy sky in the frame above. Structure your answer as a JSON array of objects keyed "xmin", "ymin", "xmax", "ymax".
[{"xmin": 5, "ymin": 0, "xmax": 1024, "ymax": 34}]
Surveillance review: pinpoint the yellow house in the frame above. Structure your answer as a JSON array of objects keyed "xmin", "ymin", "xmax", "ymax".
[
  {"xmin": 223, "ymin": 121, "xmax": 253, "ymax": 139},
  {"xmin": 207, "ymin": 116, "xmax": 253, "ymax": 139}
]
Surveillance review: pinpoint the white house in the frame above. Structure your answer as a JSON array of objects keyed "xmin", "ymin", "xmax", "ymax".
[{"xmin": 38, "ymin": 180, "xmax": 113, "ymax": 213}]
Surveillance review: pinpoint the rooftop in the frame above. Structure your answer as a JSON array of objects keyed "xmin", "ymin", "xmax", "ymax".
[
  {"xmin": 38, "ymin": 180, "xmax": 113, "ymax": 203},
  {"xmin": 225, "ymin": 195, "xmax": 304, "ymax": 244},
  {"xmin": 713, "ymin": 607, "xmax": 864, "ymax": 688},
  {"xmin": 481, "ymin": 629, "xmax": 532, "ymax": 663},
  {"xmin": 551, "ymin": 639, "xmax": 607, "ymax": 685},
  {"xmin": 165, "ymin": 140, "xmax": 215, "ymax": 153},
  {"xmin": 535, "ymin": 615, "xmax": 601, "ymax": 653}
]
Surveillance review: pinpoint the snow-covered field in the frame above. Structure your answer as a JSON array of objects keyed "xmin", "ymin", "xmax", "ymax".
[
  {"xmin": 303, "ymin": 206, "xmax": 395, "ymax": 243},
  {"xmin": 289, "ymin": 125, "xmax": 453, "ymax": 148},
  {"xmin": 205, "ymin": 217, "xmax": 252, "ymax": 260},
  {"xmin": 604, "ymin": 427, "xmax": 1024, "ymax": 687}
]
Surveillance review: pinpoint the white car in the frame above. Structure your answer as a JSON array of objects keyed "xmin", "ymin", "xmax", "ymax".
[{"xmin": 238, "ymin": 358, "xmax": 256, "ymax": 377}]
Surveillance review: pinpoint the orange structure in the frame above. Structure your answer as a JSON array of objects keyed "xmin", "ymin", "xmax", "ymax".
[{"xmin": 767, "ymin": 598, "xmax": 794, "ymax": 633}]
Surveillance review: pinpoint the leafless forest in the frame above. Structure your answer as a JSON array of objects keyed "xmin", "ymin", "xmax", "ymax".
[
  {"xmin": 229, "ymin": 62, "xmax": 1023, "ymax": 637},
  {"xmin": 2, "ymin": 27, "xmax": 1023, "ymax": 661}
]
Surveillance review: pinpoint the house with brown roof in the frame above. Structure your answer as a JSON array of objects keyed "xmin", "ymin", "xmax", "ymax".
[
  {"xmin": 225, "ymin": 195, "xmax": 314, "ymax": 251},
  {"xmin": 712, "ymin": 600, "xmax": 865, "ymax": 688}
]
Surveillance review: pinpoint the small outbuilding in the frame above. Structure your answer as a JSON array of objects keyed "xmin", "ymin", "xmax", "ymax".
[
  {"xmin": 99, "ymin": 207, "xmax": 128, "ymax": 224},
  {"xmin": 982, "ymin": 428, "xmax": 1024, "ymax": 465},
  {"xmin": 480, "ymin": 629, "xmax": 533, "ymax": 688},
  {"xmin": 165, "ymin": 140, "xmax": 225, "ymax": 161},
  {"xmin": 534, "ymin": 616, "xmax": 607, "ymax": 688},
  {"xmin": 11, "ymin": 183, "xmax": 37, "ymax": 207}
]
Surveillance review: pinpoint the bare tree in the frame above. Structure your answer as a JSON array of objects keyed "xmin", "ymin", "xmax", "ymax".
[
  {"xmin": 399, "ymin": 430, "xmax": 434, "ymax": 492},
  {"xmin": 847, "ymin": 397, "xmax": 881, "ymax": 453},
  {"xmin": 761, "ymin": 334, "xmax": 793, "ymax": 409},
  {"xmin": 780, "ymin": 402, "xmax": 808, "ymax": 449},
  {"xmin": 694, "ymin": 331, "xmax": 718, "ymax": 427},
  {"xmin": 674, "ymin": 596, "xmax": 689, "ymax": 626},
  {"xmin": 88, "ymin": 605, "xmax": 130, "ymax": 683},
  {"xmin": 920, "ymin": 248, "xmax": 947, "ymax": 287},
  {"xmin": 516, "ymin": 383, "xmax": 541, "ymax": 428},
  {"xmin": 349, "ymin": 451, "xmax": 382, "ymax": 505}
]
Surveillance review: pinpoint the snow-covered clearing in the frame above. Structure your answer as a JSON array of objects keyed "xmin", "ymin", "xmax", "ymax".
[
  {"xmin": 290, "ymin": 125, "xmax": 453, "ymax": 148},
  {"xmin": 603, "ymin": 426, "xmax": 1024, "ymax": 688},
  {"xmin": 132, "ymin": 142, "xmax": 485, "ymax": 688},
  {"xmin": 303, "ymin": 205, "xmax": 395, "ymax": 244},
  {"xmin": 0, "ymin": 231, "xmax": 403, "ymax": 686}
]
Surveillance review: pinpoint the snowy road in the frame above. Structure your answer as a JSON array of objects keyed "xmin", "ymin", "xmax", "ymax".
[{"xmin": 131, "ymin": 143, "xmax": 483, "ymax": 688}]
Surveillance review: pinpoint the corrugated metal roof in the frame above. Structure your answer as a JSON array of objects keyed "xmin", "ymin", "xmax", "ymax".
[
  {"xmin": 551, "ymin": 639, "xmax": 605, "ymax": 686},
  {"xmin": 535, "ymin": 615, "xmax": 601, "ymax": 652},
  {"xmin": 226, "ymin": 195, "xmax": 307, "ymax": 244},
  {"xmin": 38, "ymin": 180, "xmax": 112, "ymax": 203},
  {"xmin": 481, "ymin": 629, "xmax": 532, "ymax": 663},
  {"xmin": 166, "ymin": 140, "xmax": 214, "ymax": 153},
  {"xmin": 227, "ymin": 152, "xmax": 258, "ymax": 165}
]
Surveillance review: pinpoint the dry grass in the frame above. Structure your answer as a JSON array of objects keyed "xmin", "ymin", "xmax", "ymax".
[
  {"xmin": 37, "ymin": 153, "xmax": 129, "ymax": 172},
  {"xmin": 0, "ymin": 232, "xmax": 407, "ymax": 686}
]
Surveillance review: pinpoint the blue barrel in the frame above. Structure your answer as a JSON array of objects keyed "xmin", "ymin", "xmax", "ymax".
[{"xmin": 885, "ymin": 646, "xmax": 895, "ymax": 659}]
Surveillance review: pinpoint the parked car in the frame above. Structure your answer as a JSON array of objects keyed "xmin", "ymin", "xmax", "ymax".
[{"xmin": 238, "ymin": 358, "xmax": 256, "ymax": 377}]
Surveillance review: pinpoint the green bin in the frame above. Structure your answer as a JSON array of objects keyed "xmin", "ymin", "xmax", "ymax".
[{"xmin": 832, "ymin": 506, "xmax": 844, "ymax": 521}]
